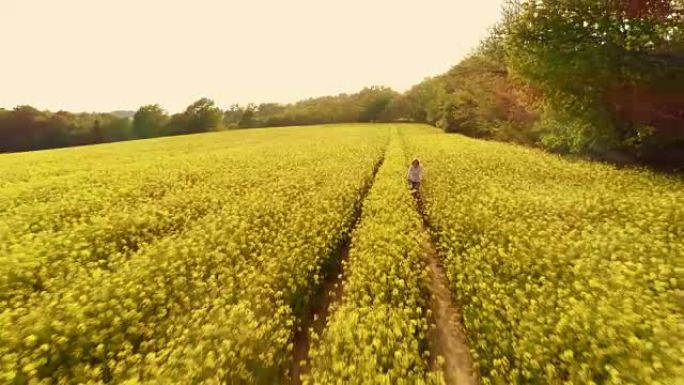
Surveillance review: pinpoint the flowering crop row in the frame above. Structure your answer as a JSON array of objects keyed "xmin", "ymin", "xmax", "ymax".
[
  {"xmin": 0, "ymin": 128, "xmax": 336, "ymax": 305},
  {"xmin": 4, "ymin": 122, "xmax": 679, "ymax": 384},
  {"xmin": 401, "ymin": 124, "xmax": 683, "ymax": 384},
  {"xmin": 0, "ymin": 124, "xmax": 388, "ymax": 384},
  {"xmin": 306, "ymin": 129, "xmax": 444, "ymax": 385}
]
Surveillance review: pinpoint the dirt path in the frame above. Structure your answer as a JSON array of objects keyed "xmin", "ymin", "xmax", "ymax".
[
  {"xmin": 289, "ymin": 244, "xmax": 348, "ymax": 385},
  {"xmin": 424, "ymin": 239, "xmax": 477, "ymax": 385},
  {"xmin": 289, "ymin": 155, "xmax": 385, "ymax": 385},
  {"xmin": 417, "ymin": 196, "xmax": 477, "ymax": 385}
]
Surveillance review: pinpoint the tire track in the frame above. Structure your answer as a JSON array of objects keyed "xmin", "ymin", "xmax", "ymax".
[
  {"xmin": 289, "ymin": 152, "xmax": 386, "ymax": 385},
  {"xmin": 416, "ymin": 194, "xmax": 478, "ymax": 385}
]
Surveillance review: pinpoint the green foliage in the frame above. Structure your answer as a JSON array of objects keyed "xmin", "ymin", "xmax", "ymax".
[
  {"xmin": 504, "ymin": 0, "xmax": 684, "ymax": 155},
  {"xmin": 405, "ymin": 0, "xmax": 683, "ymax": 167},
  {"xmin": 404, "ymin": 124, "xmax": 684, "ymax": 385},
  {"xmin": 403, "ymin": 32, "xmax": 539, "ymax": 145},
  {"xmin": 357, "ymin": 86, "xmax": 399, "ymax": 122},
  {"xmin": 248, "ymin": 86, "xmax": 400, "ymax": 127},
  {"xmin": 180, "ymin": 97, "xmax": 223, "ymax": 133},
  {"xmin": 237, "ymin": 103, "xmax": 261, "ymax": 128},
  {"xmin": 0, "ymin": 85, "xmax": 400, "ymax": 153},
  {"xmin": 223, "ymin": 103, "xmax": 243, "ymax": 128},
  {"xmin": 0, "ymin": 106, "xmax": 133, "ymax": 152},
  {"xmin": 132, "ymin": 104, "xmax": 168, "ymax": 139},
  {"xmin": 306, "ymin": 128, "xmax": 443, "ymax": 385},
  {"xmin": 0, "ymin": 98, "xmax": 226, "ymax": 153},
  {"xmin": 401, "ymin": 76, "xmax": 449, "ymax": 124},
  {"xmin": 160, "ymin": 98, "xmax": 224, "ymax": 136},
  {"xmin": 506, "ymin": 0, "xmax": 682, "ymax": 87}
]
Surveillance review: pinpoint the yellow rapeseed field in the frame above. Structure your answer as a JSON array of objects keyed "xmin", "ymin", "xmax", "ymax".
[
  {"xmin": 1, "ymin": 123, "xmax": 682, "ymax": 384},
  {"xmin": 306, "ymin": 128, "xmax": 443, "ymax": 385},
  {"xmin": 401, "ymin": 124, "xmax": 684, "ymax": 385},
  {"xmin": 0, "ymin": 125, "xmax": 388, "ymax": 383}
]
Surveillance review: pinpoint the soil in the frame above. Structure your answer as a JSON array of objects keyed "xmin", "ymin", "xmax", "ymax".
[
  {"xmin": 424, "ymin": 238, "xmax": 478, "ymax": 385},
  {"xmin": 417, "ymin": 192, "xmax": 477, "ymax": 385},
  {"xmin": 290, "ymin": 154, "xmax": 476, "ymax": 385},
  {"xmin": 289, "ymin": 244, "xmax": 348, "ymax": 385}
]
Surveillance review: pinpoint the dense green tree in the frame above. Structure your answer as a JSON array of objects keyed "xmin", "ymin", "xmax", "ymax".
[
  {"xmin": 379, "ymin": 94, "xmax": 413, "ymax": 122},
  {"xmin": 253, "ymin": 103, "xmax": 287, "ymax": 126},
  {"xmin": 403, "ymin": 0, "xmax": 682, "ymax": 168},
  {"xmin": 505, "ymin": 0, "xmax": 684, "ymax": 154},
  {"xmin": 223, "ymin": 104, "xmax": 243, "ymax": 128},
  {"xmin": 133, "ymin": 104, "xmax": 168, "ymax": 139},
  {"xmin": 238, "ymin": 103, "xmax": 257, "ymax": 128},
  {"xmin": 182, "ymin": 98, "xmax": 223, "ymax": 133},
  {"xmin": 0, "ymin": 107, "xmax": 132, "ymax": 152},
  {"xmin": 163, "ymin": 113, "xmax": 188, "ymax": 136},
  {"xmin": 357, "ymin": 86, "xmax": 399, "ymax": 122},
  {"xmin": 402, "ymin": 76, "xmax": 449, "ymax": 124}
]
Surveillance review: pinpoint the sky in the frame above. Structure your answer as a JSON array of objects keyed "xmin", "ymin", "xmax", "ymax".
[{"xmin": 1, "ymin": 0, "xmax": 504, "ymax": 113}]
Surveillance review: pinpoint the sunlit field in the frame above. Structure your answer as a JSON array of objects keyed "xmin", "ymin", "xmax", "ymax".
[{"xmin": 1, "ymin": 123, "xmax": 681, "ymax": 384}]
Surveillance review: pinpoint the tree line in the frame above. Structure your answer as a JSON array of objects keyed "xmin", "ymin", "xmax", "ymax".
[
  {"xmin": 0, "ymin": 86, "xmax": 399, "ymax": 153},
  {"xmin": 397, "ymin": 0, "xmax": 683, "ymax": 168},
  {"xmin": 0, "ymin": 107, "xmax": 133, "ymax": 152},
  {"xmin": 2, "ymin": 0, "xmax": 682, "ymax": 168}
]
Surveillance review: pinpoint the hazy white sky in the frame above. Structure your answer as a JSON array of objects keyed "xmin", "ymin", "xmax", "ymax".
[{"xmin": 1, "ymin": 0, "xmax": 503, "ymax": 112}]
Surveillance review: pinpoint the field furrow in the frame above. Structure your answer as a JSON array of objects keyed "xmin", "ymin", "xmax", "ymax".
[
  {"xmin": 2, "ymin": 122, "xmax": 681, "ymax": 385},
  {"xmin": 0, "ymin": 125, "xmax": 389, "ymax": 384},
  {"xmin": 305, "ymin": 127, "xmax": 444, "ymax": 385}
]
